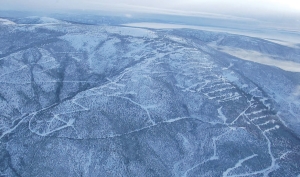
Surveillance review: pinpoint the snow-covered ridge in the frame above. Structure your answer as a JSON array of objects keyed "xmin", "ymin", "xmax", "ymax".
[
  {"xmin": 106, "ymin": 26, "xmax": 158, "ymax": 38},
  {"xmin": 0, "ymin": 18, "xmax": 16, "ymax": 25},
  {"xmin": 16, "ymin": 16, "xmax": 68, "ymax": 24}
]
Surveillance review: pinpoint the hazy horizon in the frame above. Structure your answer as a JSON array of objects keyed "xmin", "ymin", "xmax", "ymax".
[{"xmin": 1, "ymin": 0, "xmax": 300, "ymax": 22}]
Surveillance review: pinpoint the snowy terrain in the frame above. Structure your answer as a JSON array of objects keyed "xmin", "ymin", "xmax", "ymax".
[{"xmin": 0, "ymin": 16, "xmax": 300, "ymax": 177}]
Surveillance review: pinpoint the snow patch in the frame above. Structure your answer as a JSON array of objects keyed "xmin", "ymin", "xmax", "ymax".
[
  {"xmin": 217, "ymin": 106, "xmax": 227, "ymax": 123},
  {"xmin": 293, "ymin": 85, "xmax": 300, "ymax": 97},
  {"xmin": 224, "ymin": 71, "xmax": 238, "ymax": 82}
]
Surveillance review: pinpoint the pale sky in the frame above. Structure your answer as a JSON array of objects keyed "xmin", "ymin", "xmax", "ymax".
[{"xmin": 1, "ymin": 0, "xmax": 300, "ymax": 19}]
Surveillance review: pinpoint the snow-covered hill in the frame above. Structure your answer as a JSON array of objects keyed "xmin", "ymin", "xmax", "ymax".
[
  {"xmin": 14, "ymin": 16, "xmax": 68, "ymax": 24},
  {"xmin": 0, "ymin": 18, "xmax": 15, "ymax": 25},
  {"xmin": 0, "ymin": 17, "xmax": 300, "ymax": 177}
]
